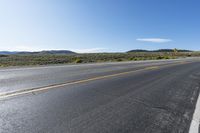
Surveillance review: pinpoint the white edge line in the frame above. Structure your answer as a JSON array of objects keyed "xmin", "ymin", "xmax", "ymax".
[{"xmin": 189, "ymin": 92, "xmax": 200, "ymax": 133}]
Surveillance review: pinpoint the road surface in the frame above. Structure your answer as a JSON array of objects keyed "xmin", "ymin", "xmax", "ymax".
[{"xmin": 0, "ymin": 58, "xmax": 200, "ymax": 133}]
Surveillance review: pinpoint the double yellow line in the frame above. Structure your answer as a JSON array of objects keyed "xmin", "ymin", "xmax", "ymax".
[{"xmin": 0, "ymin": 61, "xmax": 188, "ymax": 100}]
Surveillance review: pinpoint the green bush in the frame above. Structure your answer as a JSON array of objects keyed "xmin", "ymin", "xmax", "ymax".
[
  {"xmin": 74, "ymin": 58, "xmax": 83, "ymax": 63},
  {"xmin": 0, "ymin": 55, "xmax": 8, "ymax": 57},
  {"xmin": 156, "ymin": 56, "xmax": 164, "ymax": 60},
  {"xmin": 116, "ymin": 58, "xmax": 123, "ymax": 62},
  {"xmin": 164, "ymin": 56, "xmax": 170, "ymax": 59}
]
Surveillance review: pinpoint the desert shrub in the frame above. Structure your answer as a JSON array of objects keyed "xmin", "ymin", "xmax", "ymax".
[
  {"xmin": 163, "ymin": 56, "xmax": 170, "ymax": 59},
  {"xmin": 1, "ymin": 52, "xmax": 198, "ymax": 67},
  {"xmin": 0, "ymin": 55, "xmax": 8, "ymax": 57},
  {"xmin": 74, "ymin": 58, "xmax": 83, "ymax": 63},
  {"xmin": 116, "ymin": 58, "xmax": 123, "ymax": 62},
  {"xmin": 156, "ymin": 56, "xmax": 164, "ymax": 60}
]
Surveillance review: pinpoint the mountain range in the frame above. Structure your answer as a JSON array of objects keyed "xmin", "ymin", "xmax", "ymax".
[
  {"xmin": 0, "ymin": 50, "xmax": 76, "ymax": 55},
  {"xmin": 127, "ymin": 49, "xmax": 192, "ymax": 53},
  {"xmin": 0, "ymin": 49, "xmax": 193, "ymax": 55}
]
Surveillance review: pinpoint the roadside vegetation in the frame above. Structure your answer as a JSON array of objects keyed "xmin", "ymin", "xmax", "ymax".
[{"xmin": 0, "ymin": 51, "xmax": 200, "ymax": 67}]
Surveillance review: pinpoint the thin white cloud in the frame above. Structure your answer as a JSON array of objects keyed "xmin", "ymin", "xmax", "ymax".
[
  {"xmin": 0, "ymin": 45, "xmax": 108, "ymax": 53},
  {"xmin": 0, "ymin": 45, "xmax": 42, "ymax": 52},
  {"xmin": 137, "ymin": 38, "xmax": 172, "ymax": 43},
  {"xmin": 73, "ymin": 48, "xmax": 107, "ymax": 53}
]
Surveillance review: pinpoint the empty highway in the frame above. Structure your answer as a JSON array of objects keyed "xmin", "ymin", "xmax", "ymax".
[{"xmin": 0, "ymin": 58, "xmax": 200, "ymax": 133}]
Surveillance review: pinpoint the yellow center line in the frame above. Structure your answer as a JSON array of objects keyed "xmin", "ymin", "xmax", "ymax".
[
  {"xmin": 144, "ymin": 66, "xmax": 159, "ymax": 70},
  {"xmin": 0, "ymin": 61, "xmax": 189, "ymax": 100}
]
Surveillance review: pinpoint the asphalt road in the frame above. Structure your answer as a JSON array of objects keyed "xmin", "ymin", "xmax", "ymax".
[{"xmin": 0, "ymin": 58, "xmax": 200, "ymax": 133}]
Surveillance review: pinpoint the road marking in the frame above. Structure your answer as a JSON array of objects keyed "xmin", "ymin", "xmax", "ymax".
[
  {"xmin": 0, "ymin": 66, "xmax": 159, "ymax": 100},
  {"xmin": 144, "ymin": 66, "xmax": 159, "ymax": 70},
  {"xmin": 0, "ymin": 61, "xmax": 189, "ymax": 100},
  {"xmin": 189, "ymin": 92, "xmax": 200, "ymax": 133}
]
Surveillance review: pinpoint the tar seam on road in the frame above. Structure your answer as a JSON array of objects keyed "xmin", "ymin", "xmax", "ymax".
[{"xmin": 0, "ymin": 61, "xmax": 188, "ymax": 100}]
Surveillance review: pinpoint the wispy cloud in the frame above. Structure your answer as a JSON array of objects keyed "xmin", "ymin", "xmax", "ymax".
[
  {"xmin": 0, "ymin": 45, "xmax": 43, "ymax": 52},
  {"xmin": 136, "ymin": 38, "xmax": 172, "ymax": 43},
  {"xmin": 72, "ymin": 48, "xmax": 107, "ymax": 53}
]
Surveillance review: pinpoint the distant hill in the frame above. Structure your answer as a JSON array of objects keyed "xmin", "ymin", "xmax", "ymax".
[
  {"xmin": 127, "ymin": 49, "xmax": 193, "ymax": 53},
  {"xmin": 39, "ymin": 50, "xmax": 76, "ymax": 54},
  {"xmin": 154, "ymin": 49, "xmax": 192, "ymax": 52},
  {"xmin": 0, "ymin": 50, "xmax": 76, "ymax": 55},
  {"xmin": 127, "ymin": 49, "xmax": 149, "ymax": 52},
  {"xmin": 0, "ymin": 51, "xmax": 19, "ymax": 55}
]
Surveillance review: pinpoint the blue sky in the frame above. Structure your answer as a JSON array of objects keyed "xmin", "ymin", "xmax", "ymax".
[{"xmin": 0, "ymin": 0, "xmax": 199, "ymax": 53}]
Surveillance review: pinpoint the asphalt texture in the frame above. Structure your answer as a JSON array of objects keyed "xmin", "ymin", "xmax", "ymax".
[{"xmin": 0, "ymin": 58, "xmax": 200, "ymax": 133}]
